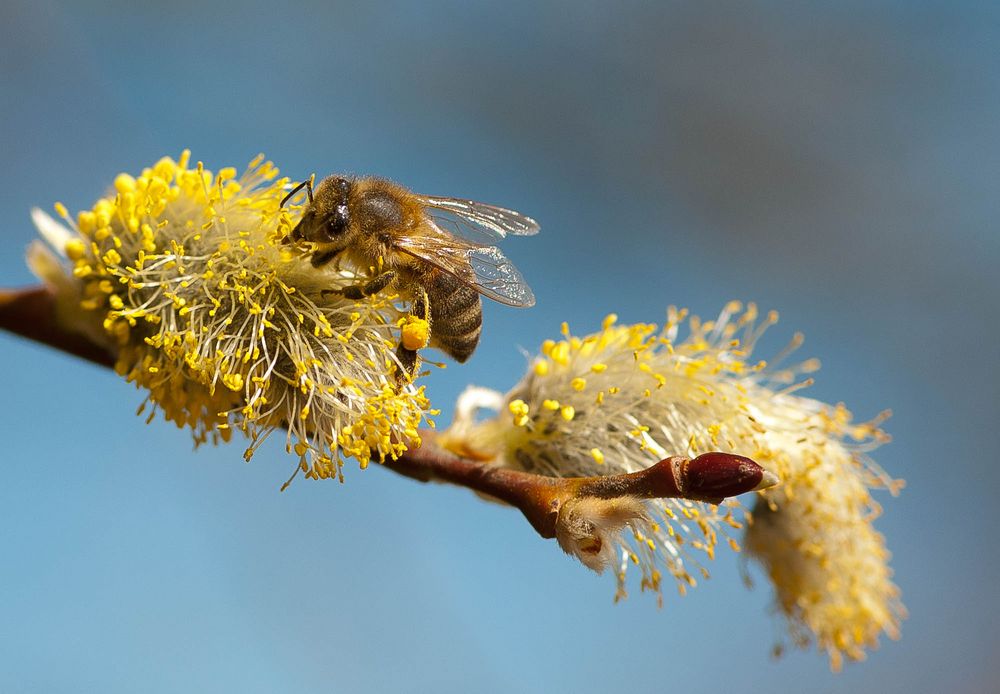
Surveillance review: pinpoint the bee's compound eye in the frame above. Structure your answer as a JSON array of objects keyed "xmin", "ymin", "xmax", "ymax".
[{"xmin": 320, "ymin": 204, "xmax": 349, "ymax": 240}]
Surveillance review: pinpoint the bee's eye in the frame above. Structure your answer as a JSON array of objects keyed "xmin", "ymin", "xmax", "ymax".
[{"xmin": 323, "ymin": 204, "xmax": 350, "ymax": 239}]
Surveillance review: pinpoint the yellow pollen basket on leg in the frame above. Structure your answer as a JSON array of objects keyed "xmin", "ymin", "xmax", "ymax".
[{"xmin": 401, "ymin": 315, "xmax": 431, "ymax": 351}]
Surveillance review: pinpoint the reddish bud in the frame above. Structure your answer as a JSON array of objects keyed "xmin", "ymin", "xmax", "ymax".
[{"xmin": 682, "ymin": 452, "xmax": 778, "ymax": 503}]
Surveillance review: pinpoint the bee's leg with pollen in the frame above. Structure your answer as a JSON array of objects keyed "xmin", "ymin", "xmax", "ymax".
[
  {"xmin": 395, "ymin": 287, "xmax": 431, "ymax": 382},
  {"xmin": 340, "ymin": 271, "xmax": 398, "ymax": 300},
  {"xmin": 411, "ymin": 286, "xmax": 430, "ymax": 323},
  {"xmin": 395, "ymin": 346, "xmax": 419, "ymax": 382}
]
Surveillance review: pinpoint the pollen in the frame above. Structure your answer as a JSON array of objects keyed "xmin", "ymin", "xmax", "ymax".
[
  {"xmin": 64, "ymin": 238, "xmax": 87, "ymax": 260},
  {"xmin": 400, "ymin": 315, "xmax": 431, "ymax": 351},
  {"xmin": 509, "ymin": 399, "xmax": 530, "ymax": 427}
]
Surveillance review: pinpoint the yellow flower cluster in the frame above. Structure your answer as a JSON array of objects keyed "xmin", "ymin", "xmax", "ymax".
[
  {"xmin": 32, "ymin": 152, "xmax": 433, "ymax": 482},
  {"xmin": 442, "ymin": 302, "xmax": 903, "ymax": 668},
  {"xmin": 746, "ymin": 419, "xmax": 905, "ymax": 671}
]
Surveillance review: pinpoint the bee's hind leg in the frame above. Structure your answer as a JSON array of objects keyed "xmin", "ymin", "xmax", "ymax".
[
  {"xmin": 411, "ymin": 286, "xmax": 430, "ymax": 323},
  {"xmin": 395, "ymin": 343, "xmax": 420, "ymax": 383},
  {"xmin": 394, "ymin": 287, "xmax": 432, "ymax": 384}
]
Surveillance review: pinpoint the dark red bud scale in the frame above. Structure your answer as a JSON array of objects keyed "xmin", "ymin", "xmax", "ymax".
[{"xmin": 680, "ymin": 452, "xmax": 778, "ymax": 504}]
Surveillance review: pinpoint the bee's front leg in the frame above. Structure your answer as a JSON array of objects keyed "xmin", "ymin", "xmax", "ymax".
[{"xmin": 310, "ymin": 249, "xmax": 340, "ymax": 267}]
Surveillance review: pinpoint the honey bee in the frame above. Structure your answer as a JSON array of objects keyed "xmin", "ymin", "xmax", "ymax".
[{"xmin": 282, "ymin": 175, "xmax": 538, "ymax": 377}]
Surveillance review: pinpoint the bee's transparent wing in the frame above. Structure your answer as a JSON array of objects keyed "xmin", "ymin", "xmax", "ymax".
[
  {"xmin": 419, "ymin": 195, "xmax": 540, "ymax": 243},
  {"xmin": 396, "ymin": 231, "xmax": 536, "ymax": 308},
  {"xmin": 466, "ymin": 245, "xmax": 536, "ymax": 307}
]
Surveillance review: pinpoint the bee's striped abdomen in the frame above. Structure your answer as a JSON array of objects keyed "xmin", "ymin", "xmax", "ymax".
[{"xmin": 425, "ymin": 270, "xmax": 483, "ymax": 363}]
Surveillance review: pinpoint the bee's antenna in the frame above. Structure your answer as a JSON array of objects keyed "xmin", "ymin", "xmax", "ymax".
[{"xmin": 281, "ymin": 175, "xmax": 315, "ymax": 208}]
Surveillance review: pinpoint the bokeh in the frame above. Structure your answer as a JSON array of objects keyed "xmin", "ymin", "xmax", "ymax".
[{"xmin": 1, "ymin": 2, "xmax": 997, "ymax": 692}]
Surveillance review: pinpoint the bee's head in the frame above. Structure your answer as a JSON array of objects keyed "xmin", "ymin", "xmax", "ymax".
[{"xmin": 287, "ymin": 176, "xmax": 353, "ymax": 247}]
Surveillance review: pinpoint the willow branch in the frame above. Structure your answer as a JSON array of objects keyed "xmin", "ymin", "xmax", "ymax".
[
  {"xmin": 0, "ymin": 286, "xmax": 114, "ymax": 368},
  {"xmin": 0, "ymin": 283, "xmax": 774, "ymax": 540}
]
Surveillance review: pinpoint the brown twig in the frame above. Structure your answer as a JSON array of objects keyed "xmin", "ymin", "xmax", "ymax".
[
  {"xmin": 0, "ymin": 286, "xmax": 114, "ymax": 368},
  {"xmin": 0, "ymin": 283, "xmax": 774, "ymax": 540},
  {"xmin": 386, "ymin": 440, "xmax": 769, "ymax": 538}
]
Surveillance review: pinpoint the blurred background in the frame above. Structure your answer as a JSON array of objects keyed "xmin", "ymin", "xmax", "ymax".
[{"xmin": 1, "ymin": 2, "xmax": 997, "ymax": 692}]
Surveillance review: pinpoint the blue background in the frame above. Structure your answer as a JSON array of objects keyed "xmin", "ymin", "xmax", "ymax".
[{"xmin": 2, "ymin": 2, "xmax": 997, "ymax": 692}]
